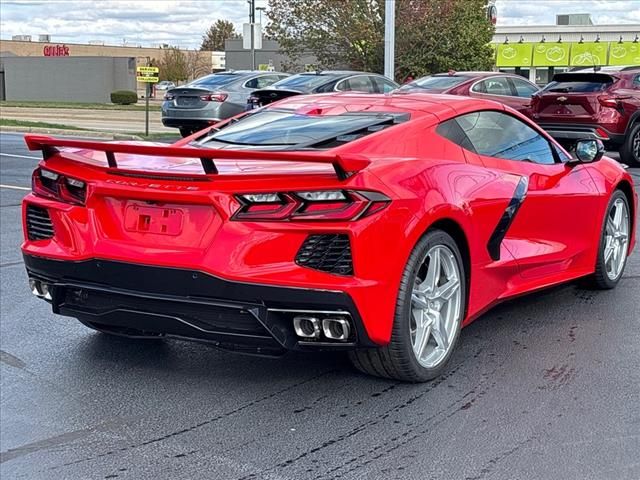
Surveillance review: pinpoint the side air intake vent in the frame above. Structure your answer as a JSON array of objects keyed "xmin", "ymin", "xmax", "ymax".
[
  {"xmin": 26, "ymin": 205, "xmax": 54, "ymax": 241},
  {"xmin": 296, "ymin": 234, "xmax": 353, "ymax": 275}
]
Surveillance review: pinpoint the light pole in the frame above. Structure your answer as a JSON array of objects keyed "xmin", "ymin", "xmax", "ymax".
[
  {"xmin": 256, "ymin": 6, "xmax": 265, "ymax": 25},
  {"xmin": 384, "ymin": 0, "xmax": 395, "ymax": 81},
  {"xmin": 248, "ymin": 0, "xmax": 256, "ymax": 70}
]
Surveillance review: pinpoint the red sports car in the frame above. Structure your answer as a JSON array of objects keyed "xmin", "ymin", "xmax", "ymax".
[{"xmin": 22, "ymin": 93, "xmax": 637, "ymax": 382}]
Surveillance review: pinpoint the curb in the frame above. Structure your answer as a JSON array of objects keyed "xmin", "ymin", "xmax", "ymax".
[{"xmin": 0, "ymin": 126, "xmax": 143, "ymax": 140}]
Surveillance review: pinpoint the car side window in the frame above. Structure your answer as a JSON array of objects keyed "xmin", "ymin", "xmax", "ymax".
[
  {"xmin": 437, "ymin": 111, "xmax": 556, "ymax": 165},
  {"xmin": 510, "ymin": 78, "xmax": 539, "ymax": 98},
  {"xmin": 634, "ymin": 74, "xmax": 640, "ymax": 89},
  {"xmin": 472, "ymin": 77, "xmax": 512, "ymax": 96},
  {"xmin": 373, "ymin": 76, "xmax": 397, "ymax": 93},
  {"xmin": 245, "ymin": 75, "xmax": 280, "ymax": 89},
  {"xmin": 337, "ymin": 76, "xmax": 374, "ymax": 92}
]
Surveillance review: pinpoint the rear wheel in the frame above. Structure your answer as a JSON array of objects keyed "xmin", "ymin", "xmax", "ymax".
[
  {"xmin": 589, "ymin": 190, "xmax": 631, "ymax": 289},
  {"xmin": 349, "ymin": 230, "xmax": 465, "ymax": 382},
  {"xmin": 179, "ymin": 127, "xmax": 194, "ymax": 138},
  {"xmin": 619, "ymin": 123, "xmax": 640, "ymax": 167}
]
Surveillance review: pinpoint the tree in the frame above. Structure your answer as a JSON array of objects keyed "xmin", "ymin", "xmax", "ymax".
[
  {"xmin": 266, "ymin": 0, "xmax": 495, "ymax": 80},
  {"xmin": 185, "ymin": 50, "xmax": 211, "ymax": 81},
  {"xmin": 158, "ymin": 47, "xmax": 189, "ymax": 83},
  {"xmin": 201, "ymin": 19, "xmax": 238, "ymax": 51}
]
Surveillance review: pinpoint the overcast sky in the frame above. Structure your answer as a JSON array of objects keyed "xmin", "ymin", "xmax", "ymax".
[{"xmin": 1, "ymin": 0, "xmax": 639, "ymax": 49}]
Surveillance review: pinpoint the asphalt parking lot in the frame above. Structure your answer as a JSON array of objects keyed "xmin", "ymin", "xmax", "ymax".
[{"xmin": 1, "ymin": 131, "xmax": 639, "ymax": 480}]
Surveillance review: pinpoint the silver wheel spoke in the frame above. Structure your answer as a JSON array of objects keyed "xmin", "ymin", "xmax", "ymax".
[
  {"xmin": 413, "ymin": 316, "xmax": 431, "ymax": 358},
  {"xmin": 431, "ymin": 315, "xmax": 448, "ymax": 350},
  {"xmin": 411, "ymin": 293, "xmax": 429, "ymax": 310},
  {"xmin": 613, "ymin": 203, "xmax": 623, "ymax": 229},
  {"xmin": 604, "ymin": 199, "xmax": 629, "ymax": 281},
  {"xmin": 419, "ymin": 248, "xmax": 440, "ymax": 294},
  {"xmin": 434, "ymin": 277, "xmax": 459, "ymax": 301}
]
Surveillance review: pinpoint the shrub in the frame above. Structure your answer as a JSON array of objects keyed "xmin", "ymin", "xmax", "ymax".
[{"xmin": 110, "ymin": 90, "xmax": 138, "ymax": 105}]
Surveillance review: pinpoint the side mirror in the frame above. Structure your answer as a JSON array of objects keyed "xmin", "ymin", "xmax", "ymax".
[{"xmin": 574, "ymin": 139, "xmax": 605, "ymax": 163}]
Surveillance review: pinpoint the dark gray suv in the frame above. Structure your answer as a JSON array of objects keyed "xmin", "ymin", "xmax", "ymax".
[{"xmin": 162, "ymin": 71, "xmax": 289, "ymax": 137}]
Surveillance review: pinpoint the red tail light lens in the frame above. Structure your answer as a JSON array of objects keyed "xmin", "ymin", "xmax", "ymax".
[
  {"xmin": 32, "ymin": 168, "xmax": 86, "ymax": 205},
  {"xmin": 200, "ymin": 93, "xmax": 228, "ymax": 102},
  {"xmin": 233, "ymin": 190, "xmax": 390, "ymax": 222},
  {"xmin": 598, "ymin": 95, "xmax": 619, "ymax": 109}
]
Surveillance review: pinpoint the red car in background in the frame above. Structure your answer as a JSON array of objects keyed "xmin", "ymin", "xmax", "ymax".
[
  {"xmin": 530, "ymin": 67, "xmax": 640, "ymax": 167},
  {"xmin": 22, "ymin": 93, "xmax": 636, "ymax": 382},
  {"xmin": 395, "ymin": 71, "xmax": 540, "ymax": 115}
]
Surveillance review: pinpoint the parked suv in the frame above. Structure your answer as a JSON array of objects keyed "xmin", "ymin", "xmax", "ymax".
[
  {"xmin": 246, "ymin": 71, "xmax": 399, "ymax": 109},
  {"xmin": 395, "ymin": 71, "xmax": 540, "ymax": 115},
  {"xmin": 531, "ymin": 67, "xmax": 640, "ymax": 166},
  {"xmin": 162, "ymin": 71, "xmax": 289, "ymax": 137}
]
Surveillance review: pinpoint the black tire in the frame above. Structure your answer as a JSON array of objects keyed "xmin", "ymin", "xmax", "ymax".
[
  {"xmin": 349, "ymin": 229, "xmax": 466, "ymax": 382},
  {"xmin": 179, "ymin": 127, "xmax": 194, "ymax": 138},
  {"xmin": 619, "ymin": 123, "xmax": 640, "ymax": 167},
  {"xmin": 588, "ymin": 190, "xmax": 631, "ymax": 289}
]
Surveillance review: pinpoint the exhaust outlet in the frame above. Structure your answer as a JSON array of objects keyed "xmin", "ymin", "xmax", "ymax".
[
  {"xmin": 28, "ymin": 278, "xmax": 52, "ymax": 300},
  {"xmin": 322, "ymin": 318, "xmax": 351, "ymax": 341},
  {"xmin": 293, "ymin": 316, "xmax": 321, "ymax": 338}
]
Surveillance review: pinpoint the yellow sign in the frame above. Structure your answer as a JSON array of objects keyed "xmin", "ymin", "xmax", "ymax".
[
  {"xmin": 137, "ymin": 66, "xmax": 159, "ymax": 73},
  {"xmin": 137, "ymin": 76, "xmax": 159, "ymax": 83}
]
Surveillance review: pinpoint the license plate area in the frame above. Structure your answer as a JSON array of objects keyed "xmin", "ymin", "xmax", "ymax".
[{"xmin": 124, "ymin": 204, "xmax": 184, "ymax": 236}]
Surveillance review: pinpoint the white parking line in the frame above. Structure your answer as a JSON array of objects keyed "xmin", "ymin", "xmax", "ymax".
[
  {"xmin": 0, "ymin": 184, "xmax": 30, "ymax": 191},
  {"xmin": 0, "ymin": 153, "xmax": 40, "ymax": 160}
]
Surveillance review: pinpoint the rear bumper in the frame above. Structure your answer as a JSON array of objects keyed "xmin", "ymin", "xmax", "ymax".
[
  {"xmin": 161, "ymin": 118, "xmax": 217, "ymax": 130},
  {"xmin": 24, "ymin": 254, "xmax": 376, "ymax": 355},
  {"xmin": 538, "ymin": 123, "xmax": 626, "ymax": 146}
]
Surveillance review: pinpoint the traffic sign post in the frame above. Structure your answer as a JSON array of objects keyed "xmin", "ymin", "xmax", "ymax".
[{"xmin": 136, "ymin": 66, "xmax": 159, "ymax": 137}]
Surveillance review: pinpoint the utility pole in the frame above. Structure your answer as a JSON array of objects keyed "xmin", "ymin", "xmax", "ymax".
[
  {"xmin": 248, "ymin": 0, "xmax": 256, "ymax": 70},
  {"xmin": 384, "ymin": 0, "xmax": 395, "ymax": 81}
]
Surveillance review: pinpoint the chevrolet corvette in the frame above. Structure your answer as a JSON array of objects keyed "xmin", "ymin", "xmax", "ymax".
[{"xmin": 22, "ymin": 93, "xmax": 637, "ymax": 382}]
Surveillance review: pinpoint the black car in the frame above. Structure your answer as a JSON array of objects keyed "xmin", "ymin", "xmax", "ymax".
[{"xmin": 246, "ymin": 71, "xmax": 399, "ymax": 109}]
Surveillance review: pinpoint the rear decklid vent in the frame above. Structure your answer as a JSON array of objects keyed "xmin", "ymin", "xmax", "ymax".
[
  {"xmin": 296, "ymin": 234, "xmax": 353, "ymax": 275},
  {"xmin": 26, "ymin": 205, "xmax": 54, "ymax": 241}
]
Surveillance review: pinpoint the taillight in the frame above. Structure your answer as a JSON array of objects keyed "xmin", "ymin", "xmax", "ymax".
[
  {"xmin": 32, "ymin": 168, "xmax": 86, "ymax": 205},
  {"xmin": 200, "ymin": 93, "xmax": 228, "ymax": 102},
  {"xmin": 598, "ymin": 95, "xmax": 619, "ymax": 109},
  {"xmin": 164, "ymin": 93, "xmax": 175, "ymax": 100},
  {"xmin": 233, "ymin": 190, "xmax": 390, "ymax": 222}
]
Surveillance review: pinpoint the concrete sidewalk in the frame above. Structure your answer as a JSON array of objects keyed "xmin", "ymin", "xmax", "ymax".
[{"xmin": 0, "ymin": 106, "xmax": 174, "ymax": 134}]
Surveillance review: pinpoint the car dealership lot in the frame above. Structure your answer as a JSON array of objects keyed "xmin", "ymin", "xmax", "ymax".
[{"xmin": 1, "ymin": 132, "xmax": 639, "ymax": 480}]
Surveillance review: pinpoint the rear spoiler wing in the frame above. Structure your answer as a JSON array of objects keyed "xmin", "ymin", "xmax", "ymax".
[{"xmin": 24, "ymin": 135, "xmax": 370, "ymax": 181}]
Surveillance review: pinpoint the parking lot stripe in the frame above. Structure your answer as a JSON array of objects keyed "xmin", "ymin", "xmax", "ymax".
[
  {"xmin": 0, "ymin": 184, "xmax": 30, "ymax": 191},
  {"xmin": 0, "ymin": 153, "xmax": 40, "ymax": 160}
]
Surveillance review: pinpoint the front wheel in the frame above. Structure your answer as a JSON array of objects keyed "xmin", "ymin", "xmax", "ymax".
[
  {"xmin": 349, "ymin": 229, "xmax": 466, "ymax": 382},
  {"xmin": 588, "ymin": 190, "xmax": 631, "ymax": 289},
  {"xmin": 619, "ymin": 123, "xmax": 640, "ymax": 167}
]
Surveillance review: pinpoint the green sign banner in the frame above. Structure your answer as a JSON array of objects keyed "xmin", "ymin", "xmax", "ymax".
[
  {"xmin": 608, "ymin": 42, "xmax": 640, "ymax": 66},
  {"xmin": 569, "ymin": 42, "xmax": 608, "ymax": 66},
  {"xmin": 496, "ymin": 43, "xmax": 532, "ymax": 67},
  {"xmin": 532, "ymin": 43, "xmax": 571, "ymax": 66}
]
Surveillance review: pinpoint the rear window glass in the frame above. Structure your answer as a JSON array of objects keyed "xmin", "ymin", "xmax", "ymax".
[
  {"xmin": 188, "ymin": 74, "xmax": 238, "ymax": 88},
  {"xmin": 198, "ymin": 110, "xmax": 405, "ymax": 147},
  {"xmin": 401, "ymin": 75, "xmax": 469, "ymax": 91},
  {"xmin": 270, "ymin": 74, "xmax": 334, "ymax": 91},
  {"xmin": 543, "ymin": 73, "xmax": 614, "ymax": 93}
]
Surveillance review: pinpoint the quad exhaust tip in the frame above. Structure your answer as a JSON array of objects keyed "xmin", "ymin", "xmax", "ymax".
[
  {"xmin": 293, "ymin": 316, "xmax": 321, "ymax": 339},
  {"xmin": 322, "ymin": 318, "xmax": 351, "ymax": 341},
  {"xmin": 291, "ymin": 314, "xmax": 352, "ymax": 342},
  {"xmin": 29, "ymin": 278, "xmax": 52, "ymax": 301}
]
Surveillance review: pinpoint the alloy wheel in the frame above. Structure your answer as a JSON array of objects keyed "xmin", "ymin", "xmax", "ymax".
[
  {"xmin": 604, "ymin": 198, "xmax": 630, "ymax": 281},
  {"xmin": 633, "ymin": 129, "xmax": 640, "ymax": 162},
  {"xmin": 410, "ymin": 245, "xmax": 462, "ymax": 368}
]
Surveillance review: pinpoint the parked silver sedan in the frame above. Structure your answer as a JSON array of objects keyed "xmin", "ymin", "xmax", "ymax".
[{"xmin": 162, "ymin": 71, "xmax": 289, "ymax": 137}]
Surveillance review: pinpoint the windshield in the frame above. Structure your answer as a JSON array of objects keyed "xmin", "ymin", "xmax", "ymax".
[
  {"xmin": 188, "ymin": 74, "xmax": 238, "ymax": 88},
  {"xmin": 269, "ymin": 74, "xmax": 334, "ymax": 91},
  {"xmin": 401, "ymin": 75, "xmax": 469, "ymax": 91},
  {"xmin": 198, "ymin": 110, "xmax": 400, "ymax": 147}
]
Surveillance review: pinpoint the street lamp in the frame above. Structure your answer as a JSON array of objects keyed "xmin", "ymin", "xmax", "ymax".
[{"xmin": 256, "ymin": 6, "xmax": 266, "ymax": 25}]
